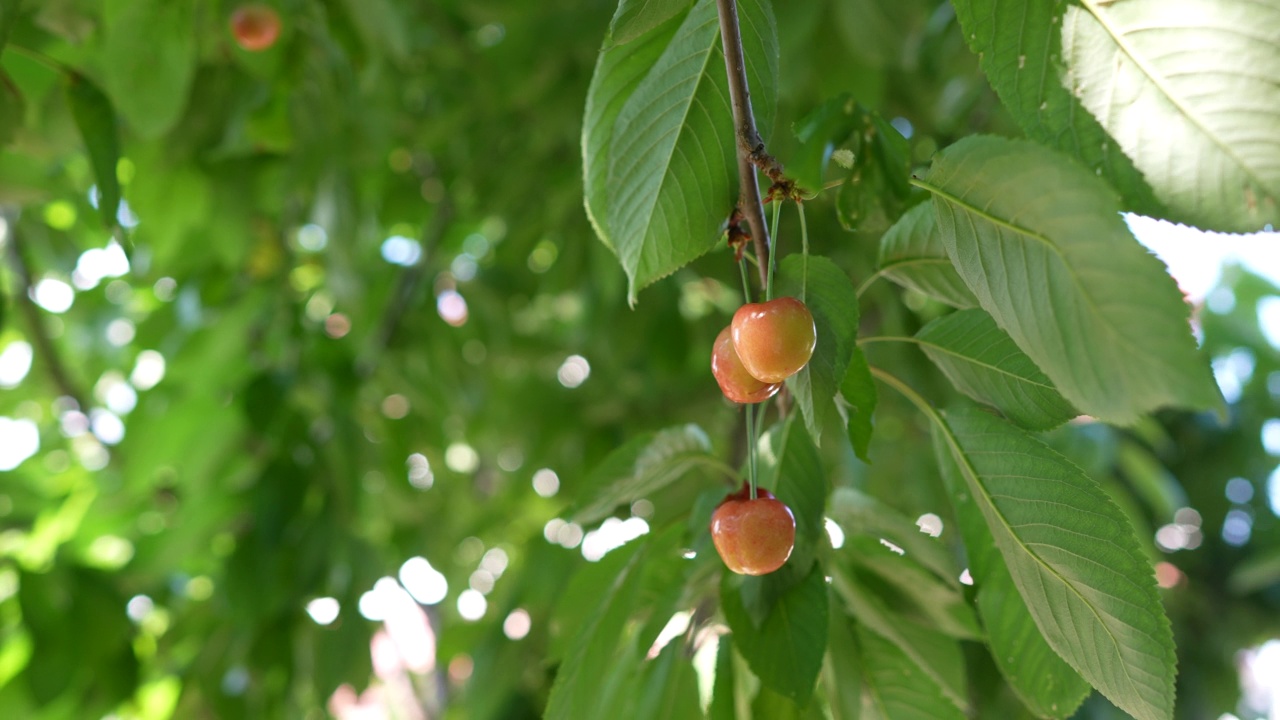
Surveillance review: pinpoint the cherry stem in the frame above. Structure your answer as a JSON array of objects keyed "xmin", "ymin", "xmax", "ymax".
[
  {"xmin": 797, "ymin": 201, "xmax": 810, "ymax": 303},
  {"xmin": 765, "ymin": 199, "xmax": 780, "ymax": 301},
  {"xmin": 745, "ymin": 403, "xmax": 759, "ymax": 499},
  {"xmin": 738, "ymin": 257, "xmax": 753, "ymax": 305}
]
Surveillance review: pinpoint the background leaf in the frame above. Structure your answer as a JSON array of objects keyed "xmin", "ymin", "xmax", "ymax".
[
  {"xmin": 722, "ymin": 563, "xmax": 828, "ymax": 705},
  {"xmin": 64, "ymin": 73, "xmax": 120, "ymax": 231},
  {"xmin": 101, "ymin": 0, "xmax": 195, "ymax": 138},
  {"xmin": 778, "ymin": 254, "xmax": 859, "ymax": 444},
  {"xmin": 924, "ymin": 135, "xmax": 1222, "ymax": 425},
  {"xmin": 915, "ymin": 308, "xmax": 1077, "ymax": 430},
  {"xmin": 936, "ymin": 405, "xmax": 1176, "ymax": 720},
  {"xmin": 1062, "ymin": 0, "xmax": 1280, "ymax": 232},
  {"xmin": 877, "ymin": 203, "xmax": 977, "ymax": 309}
]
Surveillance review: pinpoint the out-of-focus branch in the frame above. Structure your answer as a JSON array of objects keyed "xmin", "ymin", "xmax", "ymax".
[{"xmin": 5, "ymin": 219, "xmax": 91, "ymax": 409}]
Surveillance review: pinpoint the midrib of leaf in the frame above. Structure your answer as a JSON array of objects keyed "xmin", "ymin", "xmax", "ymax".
[
  {"xmin": 913, "ymin": 338, "xmax": 1060, "ymax": 392},
  {"xmin": 610, "ymin": 12, "xmax": 721, "ymax": 271},
  {"xmin": 1076, "ymin": 0, "xmax": 1266, "ymax": 191},
  {"xmin": 869, "ymin": 367, "xmax": 1161, "ymax": 718},
  {"xmin": 916, "ymin": 177, "xmax": 1140, "ymax": 364}
]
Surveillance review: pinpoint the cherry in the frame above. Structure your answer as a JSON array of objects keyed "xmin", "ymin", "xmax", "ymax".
[
  {"xmin": 731, "ymin": 297, "xmax": 816, "ymax": 384},
  {"xmin": 711, "ymin": 326, "xmax": 781, "ymax": 404},
  {"xmin": 230, "ymin": 4, "xmax": 281, "ymax": 52},
  {"xmin": 710, "ymin": 484, "xmax": 796, "ymax": 576}
]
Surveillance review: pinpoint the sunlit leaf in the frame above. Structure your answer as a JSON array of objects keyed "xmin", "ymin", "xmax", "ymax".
[
  {"xmin": 1062, "ymin": 0, "xmax": 1280, "ymax": 232},
  {"xmin": 950, "ymin": 0, "xmax": 1164, "ymax": 219},
  {"xmin": 877, "ymin": 203, "xmax": 977, "ymax": 309},
  {"xmin": 935, "ymin": 404, "xmax": 1176, "ymax": 720},
  {"xmin": 916, "ymin": 308, "xmax": 1077, "ymax": 430},
  {"xmin": 924, "ymin": 135, "xmax": 1222, "ymax": 425}
]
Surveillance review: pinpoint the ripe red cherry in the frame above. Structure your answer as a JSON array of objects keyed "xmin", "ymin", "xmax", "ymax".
[
  {"xmin": 710, "ymin": 484, "xmax": 796, "ymax": 576},
  {"xmin": 230, "ymin": 4, "xmax": 281, "ymax": 52},
  {"xmin": 711, "ymin": 326, "xmax": 781, "ymax": 404},
  {"xmin": 731, "ymin": 297, "xmax": 816, "ymax": 384}
]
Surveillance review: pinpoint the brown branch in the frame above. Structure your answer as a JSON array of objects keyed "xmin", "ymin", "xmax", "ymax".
[
  {"xmin": 6, "ymin": 221, "xmax": 90, "ymax": 409},
  {"xmin": 715, "ymin": 0, "xmax": 778, "ymax": 290}
]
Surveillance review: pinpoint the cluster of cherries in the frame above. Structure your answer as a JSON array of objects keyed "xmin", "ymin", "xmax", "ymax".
[{"xmin": 709, "ymin": 297, "xmax": 816, "ymax": 575}]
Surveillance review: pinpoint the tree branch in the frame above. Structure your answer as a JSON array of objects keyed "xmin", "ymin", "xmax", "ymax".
[
  {"xmin": 5, "ymin": 221, "xmax": 91, "ymax": 409},
  {"xmin": 715, "ymin": 0, "xmax": 771, "ymax": 290}
]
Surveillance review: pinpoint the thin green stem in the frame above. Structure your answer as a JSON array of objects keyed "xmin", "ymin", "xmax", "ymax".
[
  {"xmin": 857, "ymin": 335, "xmax": 921, "ymax": 347},
  {"xmin": 765, "ymin": 199, "xmax": 781, "ymax": 301},
  {"xmin": 797, "ymin": 201, "xmax": 810, "ymax": 302},
  {"xmin": 3, "ymin": 45, "xmax": 67, "ymax": 73},
  {"xmin": 868, "ymin": 365, "xmax": 945, "ymax": 430},
  {"xmin": 745, "ymin": 403, "xmax": 759, "ymax": 499},
  {"xmin": 738, "ymin": 257, "xmax": 753, "ymax": 304},
  {"xmin": 855, "ymin": 268, "xmax": 890, "ymax": 298}
]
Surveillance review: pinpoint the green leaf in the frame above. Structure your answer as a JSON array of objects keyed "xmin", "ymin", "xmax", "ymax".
[
  {"xmin": 915, "ymin": 308, "xmax": 1077, "ymax": 431},
  {"xmin": 935, "ymin": 404, "xmax": 1176, "ymax": 720},
  {"xmin": 856, "ymin": 622, "xmax": 966, "ymax": 720},
  {"xmin": 842, "ymin": 535, "xmax": 981, "ymax": 641},
  {"xmin": 832, "ymin": 567, "xmax": 970, "ymax": 713},
  {"xmin": 595, "ymin": 0, "xmax": 777, "ymax": 301},
  {"xmin": 547, "ymin": 529, "xmax": 685, "ymax": 718},
  {"xmin": 571, "ymin": 424, "xmax": 714, "ymax": 526},
  {"xmin": 610, "ymin": 0, "xmax": 695, "ymax": 46},
  {"xmin": 64, "ymin": 73, "xmax": 120, "ymax": 231},
  {"xmin": 630, "ymin": 641, "xmax": 703, "ymax": 720},
  {"xmin": 0, "ymin": 0, "xmax": 18, "ymax": 54},
  {"xmin": 950, "ymin": 0, "xmax": 1164, "ymax": 219},
  {"xmin": 721, "ymin": 563, "xmax": 828, "ymax": 705},
  {"xmin": 839, "ymin": 348, "xmax": 876, "ymax": 463},
  {"xmin": 923, "ymin": 135, "xmax": 1222, "ymax": 425},
  {"xmin": 582, "ymin": 5, "xmax": 683, "ymax": 255},
  {"xmin": 0, "ymin": 71, "xmax": 21, "ymax": 148},
  {"xmin": 937, "ymin": 430, "xmax": 1091, "ymax": 719},
  {"xmin": 778, "ymin": 255, "xmax": 859, "ymax": 445},
  {"xmin": 709, "ymin": 634, "xmax": 740, "ymax": 720},
  {"xmin": 1061, "ymin": 0, "xmax": 1280, "ymax": 232},
  {"xmin": 823, "ymin": 599, "xmax": 863, "ymax": 720},
  {"xmin": 877, "ymin": 203, "xmax": 977, "ymax": 309},
  {"xmin": 337, "ymin": 0, "xmax": 410, "ymax": 62},
  {"xmin": 757, "ymin": 418, "xmax": 825, "ymax": 573},
  {"xmin": 101, "ymin": 0, "xmax": 195, "ymax": 138},
  {"xmin": 827, "ymin": 489, "xmax": 963, "ymax": 590}
]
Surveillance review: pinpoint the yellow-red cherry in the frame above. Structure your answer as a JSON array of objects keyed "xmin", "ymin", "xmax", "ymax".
[
  {"xmin": 711, "ymin": 326, "xmax": 781, "ymax": 404},
  {"xmin": 710, "ymin": 484, "xmax": 796, "ymax": 575},
  {"xmin": 731, "ymin": 297, "xmax": 816, "ymax": 384},
  {"xmin": 230, "ymin": 4, "xmax": 281, "ymax": 52}
]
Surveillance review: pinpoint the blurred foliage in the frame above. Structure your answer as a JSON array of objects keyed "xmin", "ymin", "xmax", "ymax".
[{"xmin": 0, "ymin": 0, "xmax": 1278, "ymax": 719}]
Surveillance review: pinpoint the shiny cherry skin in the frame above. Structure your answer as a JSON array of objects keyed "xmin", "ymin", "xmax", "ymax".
[
  {"xmin": 731, "ymin": 297, "xmax": 817, "ymax": 384},
  {"xmin": 230, "ymin": 4, "xmax": 281, "ymax": 52},
  {"xmin": 710, "ymin": 484, "xmax": 796, "ymax": 575},
  {"xmin": 711, "ymin": 326, "xmax": 782, "ymax": 404}
]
